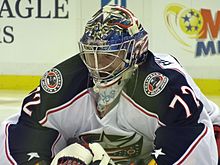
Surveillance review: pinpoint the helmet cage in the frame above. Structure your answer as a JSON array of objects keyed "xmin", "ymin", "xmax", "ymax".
[{"xmin": 79, "ymin": 39, "xmax": 135, "ymax": 83}]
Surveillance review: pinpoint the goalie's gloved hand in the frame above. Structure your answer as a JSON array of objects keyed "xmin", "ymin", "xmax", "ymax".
[
  {"xmin": 50, "ymin": 142, "xmax": 115, "ymax": 165},
  {"xmin": 89, "ymin": 143, "xmax": 115, "ymax": 165},
  {"xmin": 50, "ymin": 143, "xmax": 93, "ymax": 165}
]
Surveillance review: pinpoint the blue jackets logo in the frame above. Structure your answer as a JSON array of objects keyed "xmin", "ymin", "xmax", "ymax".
[
  {"xmin": 143, "ymin": 72, "xmax": 169, "ymax": 97},
  {"xmin": 41, "ymin": 68, "xmax": 63, "ymax": 94}
]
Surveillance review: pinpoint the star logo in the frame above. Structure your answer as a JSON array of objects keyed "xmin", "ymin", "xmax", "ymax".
[
  {"xmin": 151, "ymin": 148, "xmax": 166, "ymax": 159},
  {"xmin": 27, "ymin": 152, "xmax": 40, "ymax": 161}
]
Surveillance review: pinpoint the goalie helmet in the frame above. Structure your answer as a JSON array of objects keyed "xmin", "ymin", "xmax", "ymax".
[{"xmin": 79, "ymin": 5, "xmax": 148, "ymax": 86}]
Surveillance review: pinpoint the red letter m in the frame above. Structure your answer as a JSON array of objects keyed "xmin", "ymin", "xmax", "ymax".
[{"xmin": 200, "ymin": 9, "xmax": 220, "ymax": 39}]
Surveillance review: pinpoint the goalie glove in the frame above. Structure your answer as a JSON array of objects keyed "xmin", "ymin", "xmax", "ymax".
[
  {"xmin": 50, "ymin": 142, "xmax": 115, "ymax": 165},
  {"xmin": 50, "ymin": 143, "xmax": 93, "ymax": 165},
  {"xmin": 89, "ymin": 143, "xmax": 115, "ymax": 165}
]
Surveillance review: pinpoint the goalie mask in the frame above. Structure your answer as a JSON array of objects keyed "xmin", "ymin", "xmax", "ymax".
[
  {"xmin": 79, "ymin": 5, "xmax": 148, "ymax": 86},
  {"xmin": 79, "ymin": 5, "xmax": 148, "ymax": 112}
]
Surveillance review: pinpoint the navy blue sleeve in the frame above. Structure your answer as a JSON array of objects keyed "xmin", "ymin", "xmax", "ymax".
[
  {"xmin": 153, "ymin": 123, "xmax": 205, "ymax": 164},
  {"xmin": 21, "ymin": 54, "xmax": 91, "ymax": 122},
  {"xmin": 151, "ymin": 70, "xmax": 205, "ymax": 164},
  {"xmin": 8, "ymin": 121, "xmax": 59, "ymax": 164},
  {"xmin": 7, "ymin": 54, "xmax": 91, "ymax": 164}
]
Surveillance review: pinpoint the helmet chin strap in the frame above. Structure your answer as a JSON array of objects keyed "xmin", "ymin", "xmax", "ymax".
[{"xmin": 93, "ymin": 65, "xmax": 138, "ymax": 112}]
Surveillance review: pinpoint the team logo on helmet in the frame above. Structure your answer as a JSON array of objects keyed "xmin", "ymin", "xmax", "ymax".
[
  {"xmin": 143, "ymin": 72, "xmax": 169, "ymax": 97},
  {"xmin": 41, "ymin": 68, "xmax": 63, "ymax": 94}
]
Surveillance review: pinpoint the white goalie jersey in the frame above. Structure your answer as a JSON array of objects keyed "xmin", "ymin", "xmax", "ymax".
[{"xmin": 0, "ymin": 52, "xmax": 220, "ymax": 165}]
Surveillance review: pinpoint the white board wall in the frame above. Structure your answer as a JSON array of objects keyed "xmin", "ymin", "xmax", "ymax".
[{"xmin": 0, "ymin": 0, "xmax": 219, "ymax": 78}]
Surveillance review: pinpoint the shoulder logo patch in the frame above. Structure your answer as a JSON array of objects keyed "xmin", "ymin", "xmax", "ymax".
[
  {"xmin": 143, "ymin": 72, "xmax": 169, "ymax": 97},
  {"xmin": 41, "ymin": 68, "xmax": 63, "ymax": 94}
]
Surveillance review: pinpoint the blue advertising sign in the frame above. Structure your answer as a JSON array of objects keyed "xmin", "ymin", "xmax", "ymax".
[{"xmin": 101, "ymin": 0, "xmax": 126, "ymax": 7}]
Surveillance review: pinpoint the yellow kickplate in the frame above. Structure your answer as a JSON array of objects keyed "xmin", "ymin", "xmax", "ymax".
[
  {"xmin": 194, "ymin": 79, "xmax": 220, "ymax": 95},
  {"xmin": 0, "ymin": 75, "xmax": 41, "ymax": 91}
]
